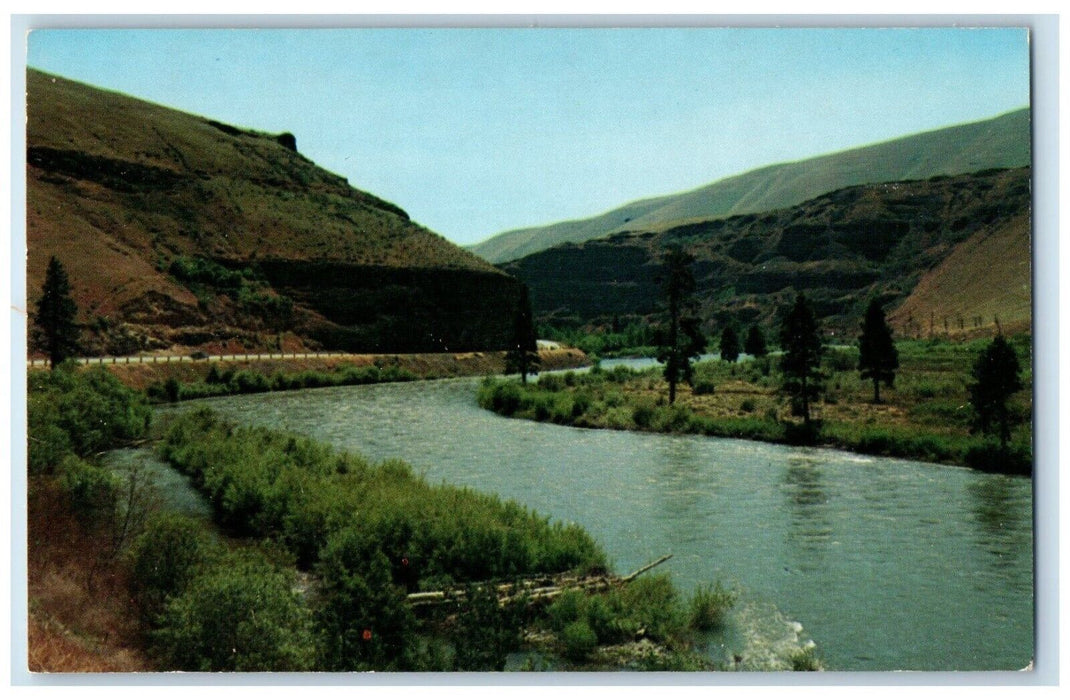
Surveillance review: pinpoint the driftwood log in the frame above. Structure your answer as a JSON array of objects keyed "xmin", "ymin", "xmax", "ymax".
[{"xmin": 406, "ymin": 554, "xmax": 673, "ymax": 611}]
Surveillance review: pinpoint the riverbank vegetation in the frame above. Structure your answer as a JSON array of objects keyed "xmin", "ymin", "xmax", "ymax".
[
  {"xmin": 145, "ymin": 362, "xmax": 419, "ymax": 402},
  {"xmin": 28, "ymin": 364, "xmax": 154, "ymax": 670},
  {"xmin": 28, "ymin": 361, "xmax": 743, "ymax": 672},
  {"xmin": 479, "ymin": 334, "xmax": 1032, "ymax": 475},
  {"xmin": 127, "ymin": 347, "xmax": 588, "ymax": 403}
]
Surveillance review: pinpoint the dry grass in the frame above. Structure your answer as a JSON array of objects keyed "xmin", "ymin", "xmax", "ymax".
[
  {"xmin": 26, "ymin": 478, "xmax": 150, "ymax": 673},
  {"xmin": 889, "ymin": 212, "xmax": 1031, "ymax": 338}
]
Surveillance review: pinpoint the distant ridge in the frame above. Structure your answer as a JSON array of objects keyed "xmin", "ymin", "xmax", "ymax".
[
  {"xmin": 471, "ymin": 108, "xmax": 1031, "ymax": 263},
  {"xmin": 501, "ymin": 167, "xmax": 1032, "ymax": 339}
]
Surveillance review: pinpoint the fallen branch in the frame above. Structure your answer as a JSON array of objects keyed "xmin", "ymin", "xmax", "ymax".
[{"xmin": 407, "ymin": 554, "xmax": 673, "ymax": 611}]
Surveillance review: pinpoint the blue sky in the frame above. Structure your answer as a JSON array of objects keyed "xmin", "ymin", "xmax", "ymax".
[{"xmin": 26, "ymin": 27, "xmax": 1030, "ymax": 246}]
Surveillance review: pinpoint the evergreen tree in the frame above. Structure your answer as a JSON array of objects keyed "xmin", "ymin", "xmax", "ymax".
[
  {"xmin": 857, "ymin": 299, "xmax": 899, "ymax": 403},
  {"xmin": 969, "ymin": 335, "xmax": 1023, "ymax": 448},
  {"xmin": 655, "ymin": 248, "xmax": 706, "ymax": 405},
  {"xmin": 744, "ymin": 325, "xmax": 768, "ymax": 358},
  {"xmin": 778, "ymin": 293, "xmax": 823, "ymax": 426},
  {"xmin": 33, "ymin": 256, "xmax": 80, "ymax": 368},
  {"xmin": 504, "ymin": 285, "xmax": 540, "ymax": 384},
  {"xmin": 719, "ymin": 325, "xmax": 741, "ymax": 363}
]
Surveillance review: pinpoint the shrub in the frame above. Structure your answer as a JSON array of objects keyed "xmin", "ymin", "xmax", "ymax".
[
  {"xmin": 617, "ymin": 574, "xmax": 686, "ymax": 643},
  {"xmin": 824, "ymin": 347, "xmax": 857, "ymax": 372},
  {"xmin": 314, "ymin": 533, "xmax": 417, "ymax": 671},
  {"xmin": 450, "ymin": 583, "xmax": 527, "ymax": 671},
  {"xmin": 964, "ymin": 439, "xmax": 1032, "ymax": 476},
  {"xmin": 691, "ymin": 379, "xmax": 716, "ymax": 395},
  {"xmin": 159, "ymin": 409, "xmax": 607, "ymax": 588},
  {"xmin": 152, "ymin": 550, "xmax": 315, "ymax": 671},
  {"xmin": 27, "ymin": 366, "xmax": 151, "ymax": 470},
  {"xmin": 550, "ymin": 395, "xmax": 575, "ymax": 423},
  {"xmin": 538, "ymin": 374, "xmax": 565, "ymax": 391},
  {"xmin": 129, "ymin": 513, "xmax": 222, "ymax": 626},
  {"xmin": 653, "ymin": 405, "xmax": 694, "ymax": 433},
  {"xmin": 632, "ymin": 402, "xmax": 656, "ymax": 428},
  {"xmin": 790, "ymin": 646, "xmax": 822, "ymax": 671},
  {"xmin": 164, "ymin": 377, "xmax": 181, "ymax": 402},
  {"xmin": 481, "ymin": 380, "xmax": 522, "ymax": 416},
  {"xmin": 27, "ymin": 396, "xmax": 71, "ymax": 474},
  {"xmin": 561, "ymin": 620, "xmax": 598, "ymax": 663},
  {"xmin": 688, "ymin": 582, "xmax": 736, "ymax": 631},
  {"xmin": 548, "ymin": 589, "xmax": 586, "ymax": 630},
  {"xmin": 59, "ymin": 455, "xmax": 120, "ymax": 519}
]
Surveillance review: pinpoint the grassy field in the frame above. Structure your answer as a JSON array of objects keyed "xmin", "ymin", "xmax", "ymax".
[{"xmin": 479, "ymin": 335, "xmax": 1032, "ymax": 474}]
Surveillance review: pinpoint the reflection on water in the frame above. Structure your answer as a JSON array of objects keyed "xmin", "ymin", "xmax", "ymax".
[
  {"xmin": 968, "ymin": 475, "xmax": 1032, "ymax": 576},
  {"xmin": 782, "ymin": 456, "xmax": 833, "ymax": 569},
  {"xmin": 161, "ymin": 378, "xmax": 1034, "ymax": 671}
]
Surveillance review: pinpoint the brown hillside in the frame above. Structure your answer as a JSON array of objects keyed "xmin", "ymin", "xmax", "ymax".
[
  {"xmin": 26, "ymin": 69, "xmax": 519, "ymax": 356},
  {"xmin": 503, "ymin": 168, "xmax": 1032, "ymax": 339},
  {"xmin": 888, "ymin": 212, "xmax": 1031, "ymax": 338}
]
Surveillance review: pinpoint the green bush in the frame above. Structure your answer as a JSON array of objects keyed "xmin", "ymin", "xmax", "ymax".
[
  {"xmin": 450, "ymin": 583, "xmax": 527, "ymax": 671},
  {"xmin": 479, "ymin": 379, "xmax": 522, "ymax": 416},
  {"xmin": 315, "ymin": 532, "xmax": 417, "ymax": 671},
  {"xmin": 27, "ymin": 365, "xmax": 151, "ymax": 472},
  {"xmin": 561, "ymin": 620, "xmax": 598, "ymax": 663},
  {"xmin": 616, "ymin": 574, "xmax": 687, "ymax": 643},
  {"xmin": 688, "ymin": 582, "xmax": 736, "ymax": 631},
  {"xmin": 632, "ymin": 402, "xmax": 656, "ymax": 428},
  {"xmin": 824, "ymin": 347, "xmax": 858, "ymax": 372},
  {"xmin": 27, "ymin": 396, "xmax": 71, "ymax": 474},
  {"xmin": 691, "ymin": 379, "xmax": 716, "ymax": 395},
  {"xmin": 964, "ymin": 439, "xmax": 1032, "ymax": 476},
  {"xmin": 151, "ymin": 550, "xmax": 315, "ymax": 671},
  {"xmin": 159, "ymin": 409, "xmax": 607, "ymax": 587},
  {"xmin": 129, "ymin": 513, "xmax": 222, "ymax": 626},
  {"xmin": 538, "ymin": 373, "xmax": 566, "ymax": 391},
  {"xmin": 59, "ymin": 455, "xmax": 120, "ymax": 519},
  {"xmin": 789, "ymin": 646, "xmax": 822, "ymax": 671}
]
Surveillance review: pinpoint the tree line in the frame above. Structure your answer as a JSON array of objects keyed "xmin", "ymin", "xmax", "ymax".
[{"xmin": 628, "ymin": 247, "xmax": 1025, "ymax": 453}]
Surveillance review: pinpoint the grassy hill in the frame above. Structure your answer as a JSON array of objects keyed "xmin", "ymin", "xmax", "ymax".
[
  {"xmin": 472, "ymin": 108, "xmax": 1031, "ymax": 263},
  {"xmin": 26, "ymin": 69, "xmax": 524, "ymax": 355},
  {"xmin": 502, "ymin": 168, "xmax": 1031, "ymax": 339}
]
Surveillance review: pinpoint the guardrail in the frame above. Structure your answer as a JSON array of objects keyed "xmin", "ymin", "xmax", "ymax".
[{"xmin": 26, "ymin": 351, "xmax": 361, "ymax": 368}]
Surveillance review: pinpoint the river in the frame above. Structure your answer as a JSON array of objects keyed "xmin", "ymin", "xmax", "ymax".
[{"xmin": 145, "ymin": 373, "xmax": 1033, "ymax": 672}]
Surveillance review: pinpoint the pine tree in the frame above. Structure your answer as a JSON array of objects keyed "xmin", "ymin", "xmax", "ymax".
[
  {"xmin": 744, "ymin": 325, "xmax": 768, "ymax": 358},
  {"xmin": 655, "ymin": 248, "xmax": 706, "ymax": 405},
  {"xmin": 719, "ymin": 325, "xmax": 740, "ymax": 363},
  {"xmin": 778, "ymin": 293, "xmax": 823, "ymax": 426},
  {"xmin": 33, "ymin": 256, "xmax": 80, "ymax": 368},
  {"xmin": 857, "ymin": 299, "xmax": 899, "ymax": 403},
  {"xmin": 503, "ymin": 285, "xmax": 540, "ymax": 384},
  {"xmin": 969, "ymin": 335, "xmax": 1023, "ymax": 448}
]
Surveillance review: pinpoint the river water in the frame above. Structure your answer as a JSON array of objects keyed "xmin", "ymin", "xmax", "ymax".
[{"xmin": 151, "ymin": 374, "xmax": 1033, "ymax": 672}]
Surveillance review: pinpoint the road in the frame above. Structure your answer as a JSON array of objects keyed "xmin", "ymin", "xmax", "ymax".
[{"xmin": 26, "ymin": 351, "xmax": 372, "ymax": 368}]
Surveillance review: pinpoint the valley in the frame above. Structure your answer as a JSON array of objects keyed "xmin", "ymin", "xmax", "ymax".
[{"xmin": 24, "ymin": 54, "xmax": 1035, "ymax": 677}]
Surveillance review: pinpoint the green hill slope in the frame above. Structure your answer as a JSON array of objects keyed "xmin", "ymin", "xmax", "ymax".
[
  {"xmin": 472, "ymin": 108, "xmax": 1030, "ymax": 263},
  {"xmin": 26, "ymin": 69, "xmax": 524, "ymax": 355}
]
